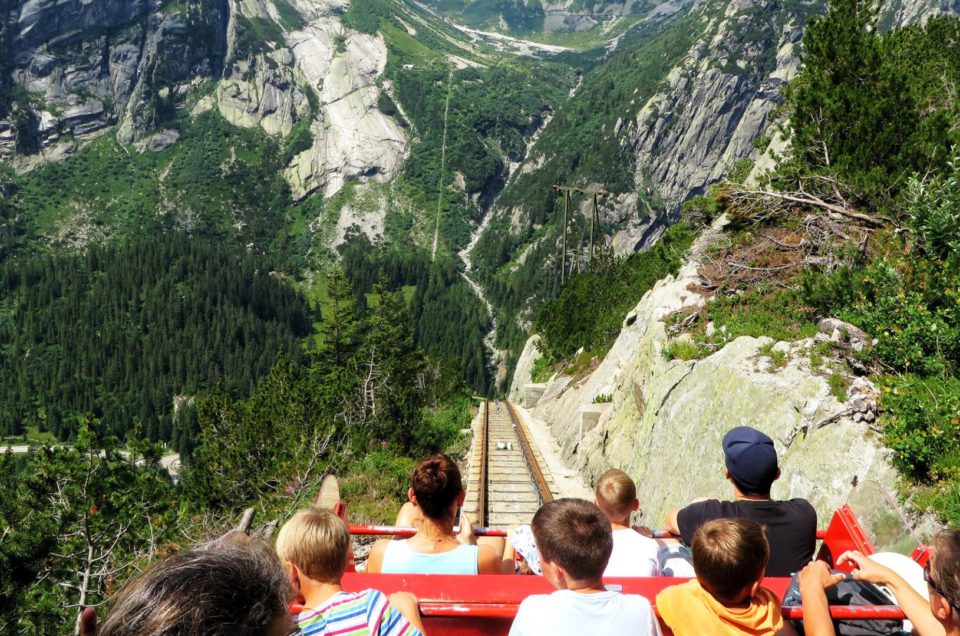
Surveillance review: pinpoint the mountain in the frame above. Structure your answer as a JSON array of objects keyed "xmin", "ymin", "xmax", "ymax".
[
  {"xmin": 467, "ymin": 0, "xmax": 958, "ymax": 380},
  {"xmin": 468, "ymin": 0, "xmax": 821, "ymax": 375},
  {"xmin": 2, "ymin": 0, "xmax": 952, "ymax": 440},
  {"xmin": 0, "ymin": 0, "xmax": 579, "ymax": 439},
  {"xmin": 420, "ymin": 0, "xmax": 686, "ymax": 38}
]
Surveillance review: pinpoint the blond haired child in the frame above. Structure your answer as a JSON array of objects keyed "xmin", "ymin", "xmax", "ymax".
[
  {"xmin": 276, "ymin": 507, "xmax": 425, "ymax": 636},
  {"xmin": 594, "ymin": 469, "xmax": 659, "ymax": 577}
]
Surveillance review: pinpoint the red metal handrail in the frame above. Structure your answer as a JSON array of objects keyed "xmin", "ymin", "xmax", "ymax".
[
  {"xmin": 348, "ymin": 524, "xmax": 827, "ymax": 540},
  {"xmin": 416, "ymin": 603, "xmax": 906, "ymax": 620}
]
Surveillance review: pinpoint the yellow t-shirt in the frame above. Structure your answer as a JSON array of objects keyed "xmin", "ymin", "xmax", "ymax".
[{"xmin": 656, "ymin": 580, "xmax": 784, "ymax": 636}]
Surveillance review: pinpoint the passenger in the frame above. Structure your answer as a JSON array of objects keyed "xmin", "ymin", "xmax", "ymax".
[
  {"xmin": 664, "ymin": 426, "xmax": 817, "ymax": 577},
  {"xmin": 505, "ymin": 524, "xmax": 542, "ymax": 574},
  {"xmin": 80, "ymin": 533, "xmax": 294, "ymax": 636},
  {"xmin": 656, "ymin": 518, "xmax": 795, "ymax": 636},
  {"xmin": 508, "ymin": 498, "xmax": 662, "ymax": 636},
  {"xmin": 276, "ymin": 507, "xmax": 425, "ymax": 636},
  {"xmin": 799, "ymin": 529, "xmax": 960, "ymax": 636},
  {"xmin": 793, "ymin": 561, "xmax": 846, "ymax": 636},
  {"xmin": 366, "ymin": 453, "xmax": 501, "ymax": 574},
  {"xmin": 594, "ymin": 469, "xmax": 659, "ymax": 577}
]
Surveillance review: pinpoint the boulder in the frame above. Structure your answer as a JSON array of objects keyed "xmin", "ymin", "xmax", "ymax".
[{"xmin": 818, "ymin": 318, "xmax": 872, "ymax": 351}]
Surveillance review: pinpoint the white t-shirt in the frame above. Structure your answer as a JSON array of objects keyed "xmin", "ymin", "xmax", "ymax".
[
  {"xmin": 604, "ymin": 529, "xmax": 660, "ymax": 578},
  {"xmin": 509, "ymin": 589, "xmax": 662, "ymax": 636}
]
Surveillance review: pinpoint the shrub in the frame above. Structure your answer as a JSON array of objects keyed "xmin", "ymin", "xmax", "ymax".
[
  {"xmin": 828, "ymin": 372, "xmax": 848, "ymax": 402},
  {"xmin": 665, "ymin": 339, "xmax": 704, "ymax": 361},
  {"xmin": 530, "ymin": 355, "xmax": 552, "ymax": 383},
  {"xmin": 905, "ymin": 158, "xmax": 960, "ymax": 271},
  {"xmin": 880, "ymin": 374, "xmax": 960, "ymax": 482},
  {"xmin": 339, "ymin": 451, "xmax": 417, "ymax": 523}
]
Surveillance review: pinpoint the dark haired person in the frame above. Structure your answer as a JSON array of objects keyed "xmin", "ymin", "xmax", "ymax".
[
  {"xmin": 657, "ymin": 518, "xmax": 793, "ymax": 635},
  {"xmin": 664, "ymin": 426, "xmax": 817, "ymax": 577},
  {"xmin": 508, "ymin": 498, "xmax": 661, "ymax": 636},
  {"xmin": 366, "ymin": 453, "xmax": 501, "ymax": 574},
  {"xmin": 80, "ymin": 534, "xmax": 293, "ymax": 636}
]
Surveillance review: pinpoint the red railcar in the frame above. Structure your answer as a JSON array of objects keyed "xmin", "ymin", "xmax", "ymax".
[{"xmin": 319, "ymin": 481, "xmax": 926, "ymax": 636}]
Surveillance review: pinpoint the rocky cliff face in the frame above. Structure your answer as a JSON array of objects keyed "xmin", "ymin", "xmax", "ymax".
[
  {"xmin": 202, "ymin": 0, "xmax": 407, "ymax": 199},
  {"xmin": 0, "ymin": 0, "xmax": 405, "ymax": 199},
  {"xmin": 509, "ymin": 221, "xmax": 916, "ymax": 527},
  {"xmin": 625, "ymin": 0, "xmax": 806, "ymax": 208},
  {"xmin": 0, "ymin": 0, "xmax": 228, "ymax": 163}
]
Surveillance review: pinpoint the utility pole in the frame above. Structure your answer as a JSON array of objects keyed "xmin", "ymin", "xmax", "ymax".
[
  {"xmin": 561, "ymin": 189, "xmax": 569, "ymax": 284},
  {"xmin": 552, "ymin": 184, "xmax": 609, "ymax": 281}
]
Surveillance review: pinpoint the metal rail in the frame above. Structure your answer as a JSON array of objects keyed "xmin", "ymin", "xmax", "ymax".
[
  {"xmin": 477, "ymin": 401, "xmax": 490, "ymax": 527},
  {"xmin": 503, "ymin": 401, "xmax": 554, "ymax": 506}
]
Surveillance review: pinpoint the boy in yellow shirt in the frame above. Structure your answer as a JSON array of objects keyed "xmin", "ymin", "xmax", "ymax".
[{"xmin": 656, "ymin": 518, "xmax": 796, "ymax": 636}]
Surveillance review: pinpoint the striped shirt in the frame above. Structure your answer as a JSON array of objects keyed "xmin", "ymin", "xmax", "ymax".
[{"xmin": 296, "ymin": 589, "xmax": 422, "ymax": 636}]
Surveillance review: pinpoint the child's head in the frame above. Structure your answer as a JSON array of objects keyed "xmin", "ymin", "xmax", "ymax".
[
  {"xmin": 692, "ymin": 518, "xmax": 769, "ymax": 604},
  {"xmin": 532, "ymin": 498, "xmax": 612, "ymax": 584},
  {"xmin": 275, "ymin": 507, "xmax": 351, "ymax": 583},
  {"xmin": 595, "ymin": 469, "xmax": 639, "ymax": 524}
]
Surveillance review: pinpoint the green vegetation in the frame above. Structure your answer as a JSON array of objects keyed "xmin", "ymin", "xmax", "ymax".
[
  {"xmin": 783, "ymin": 8, "xmax": 960, "ymax": 207},
  {"xmin": 665, "ymin": 339, "xmax": 703, "ymax": 361},
  {"xmin": 339, "ymin": 451, "xmax": 418, "ymax": 523},
  {"xmin": 272, "ymin": 0, "xmax": 307, "ymax": 30},
  {"xmin": 694, "ymin": 0, "xmax": 960, "ymax": 523},
  {"xmin": 1, "ymin": 426, "xmax": 179, "ymax": 634},
  {"xmin": 758, "ymin": 342, "xmax": 788, "ymax": 369},
  {"xmin": 0, "ymin": 233, "xmax": 313, "ymax": 447},
  {"xmin": 530, "ymin": 354, "xmax": 552, "ymax": 383},
  {"xmin": 388, "ymin": 60, "xmax": 574, "ymax": 253},
  {"xmin": 11, "ymin": 111, "xmax": 294, "ymax": 255},
  {"xmin": 704, "ymin": 289, "xmax": 819, "ymax": 345},
  {"xmin": 1, "ymin": 263, "xmax": 476, "ymax": 633},
  {"xmin": 338, "ymin": 236, "xmax": 493, "ymax": 392},
  {"xmin": 233, "ymin": 15, "xmax": 286, "ymax": 58},
  {"xmin": 534, "ymin": 223, "xmax": 694, "ymax": 362},
  {"xmin": 827, "ymin": 372, "xmax": 848, "ymax": 402}
]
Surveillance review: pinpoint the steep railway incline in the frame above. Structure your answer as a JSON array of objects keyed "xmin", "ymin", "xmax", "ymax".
[{"xmin": 463, "ymin": 401, "xmax": 559, "ymax": 527}]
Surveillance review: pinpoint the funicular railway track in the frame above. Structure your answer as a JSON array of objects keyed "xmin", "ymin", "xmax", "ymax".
[{"xmin": 466, "ymin": 400, "xmax": 556, "ymax": 528}]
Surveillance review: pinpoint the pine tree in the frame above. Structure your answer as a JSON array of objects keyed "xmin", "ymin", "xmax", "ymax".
[
  {"xmin": 366, "ymin": 275, "xmax": 424, "ymax": 452},
  {"xmin": 786, "ymin": 0, "xmax": 914, "ymax": 199}
]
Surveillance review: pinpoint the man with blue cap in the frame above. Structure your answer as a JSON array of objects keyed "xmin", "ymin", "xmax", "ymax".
[{"xmin": 663, "ymin": 426, "xmax": 817, "ymax": 577}]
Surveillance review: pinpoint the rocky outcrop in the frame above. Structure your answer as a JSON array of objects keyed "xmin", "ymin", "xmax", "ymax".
[
  {"xmin": 511, "ymin": 223, "xmax": 910, "ymax": 527},
  {"xmin": 888, "ymin": 0, "xmax": 960, "ymax": 25},
  {"xmin": 2, "ymin": 0, "xmax": 228, "ymax": 160},
  {"xmin": 2, "ymin": 0, "xmax": 405, "ymax": 200},
  {"xmin": 626, "ymin": 0, "xmax": 809, "ymax": 207},
  {"xmin": 280, "ymin": 25, "xmax": 406, "ymax": 199},
  {"xmin": 13, "ymin": 0, "xmax": 154, "ymax": 53}
]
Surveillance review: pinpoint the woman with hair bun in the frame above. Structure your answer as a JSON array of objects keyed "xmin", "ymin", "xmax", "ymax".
[{"xmin": 366, "ymin": 453, "xmax": 502, "ymax": 574}]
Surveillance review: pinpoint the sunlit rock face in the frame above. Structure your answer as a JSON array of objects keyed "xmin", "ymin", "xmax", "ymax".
[
  {"xmin": 511, "ymin": 223, "xmax": 904, "ymax": 528},
  {"xmin": 1, "ymin": 0, "xmax": 405, "ymax": 199}
]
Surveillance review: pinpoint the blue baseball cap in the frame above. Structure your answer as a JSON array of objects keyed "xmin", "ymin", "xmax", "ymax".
[{"xmin": 723, "ymin": 426, "xmax": 779, "ymax": 494}]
